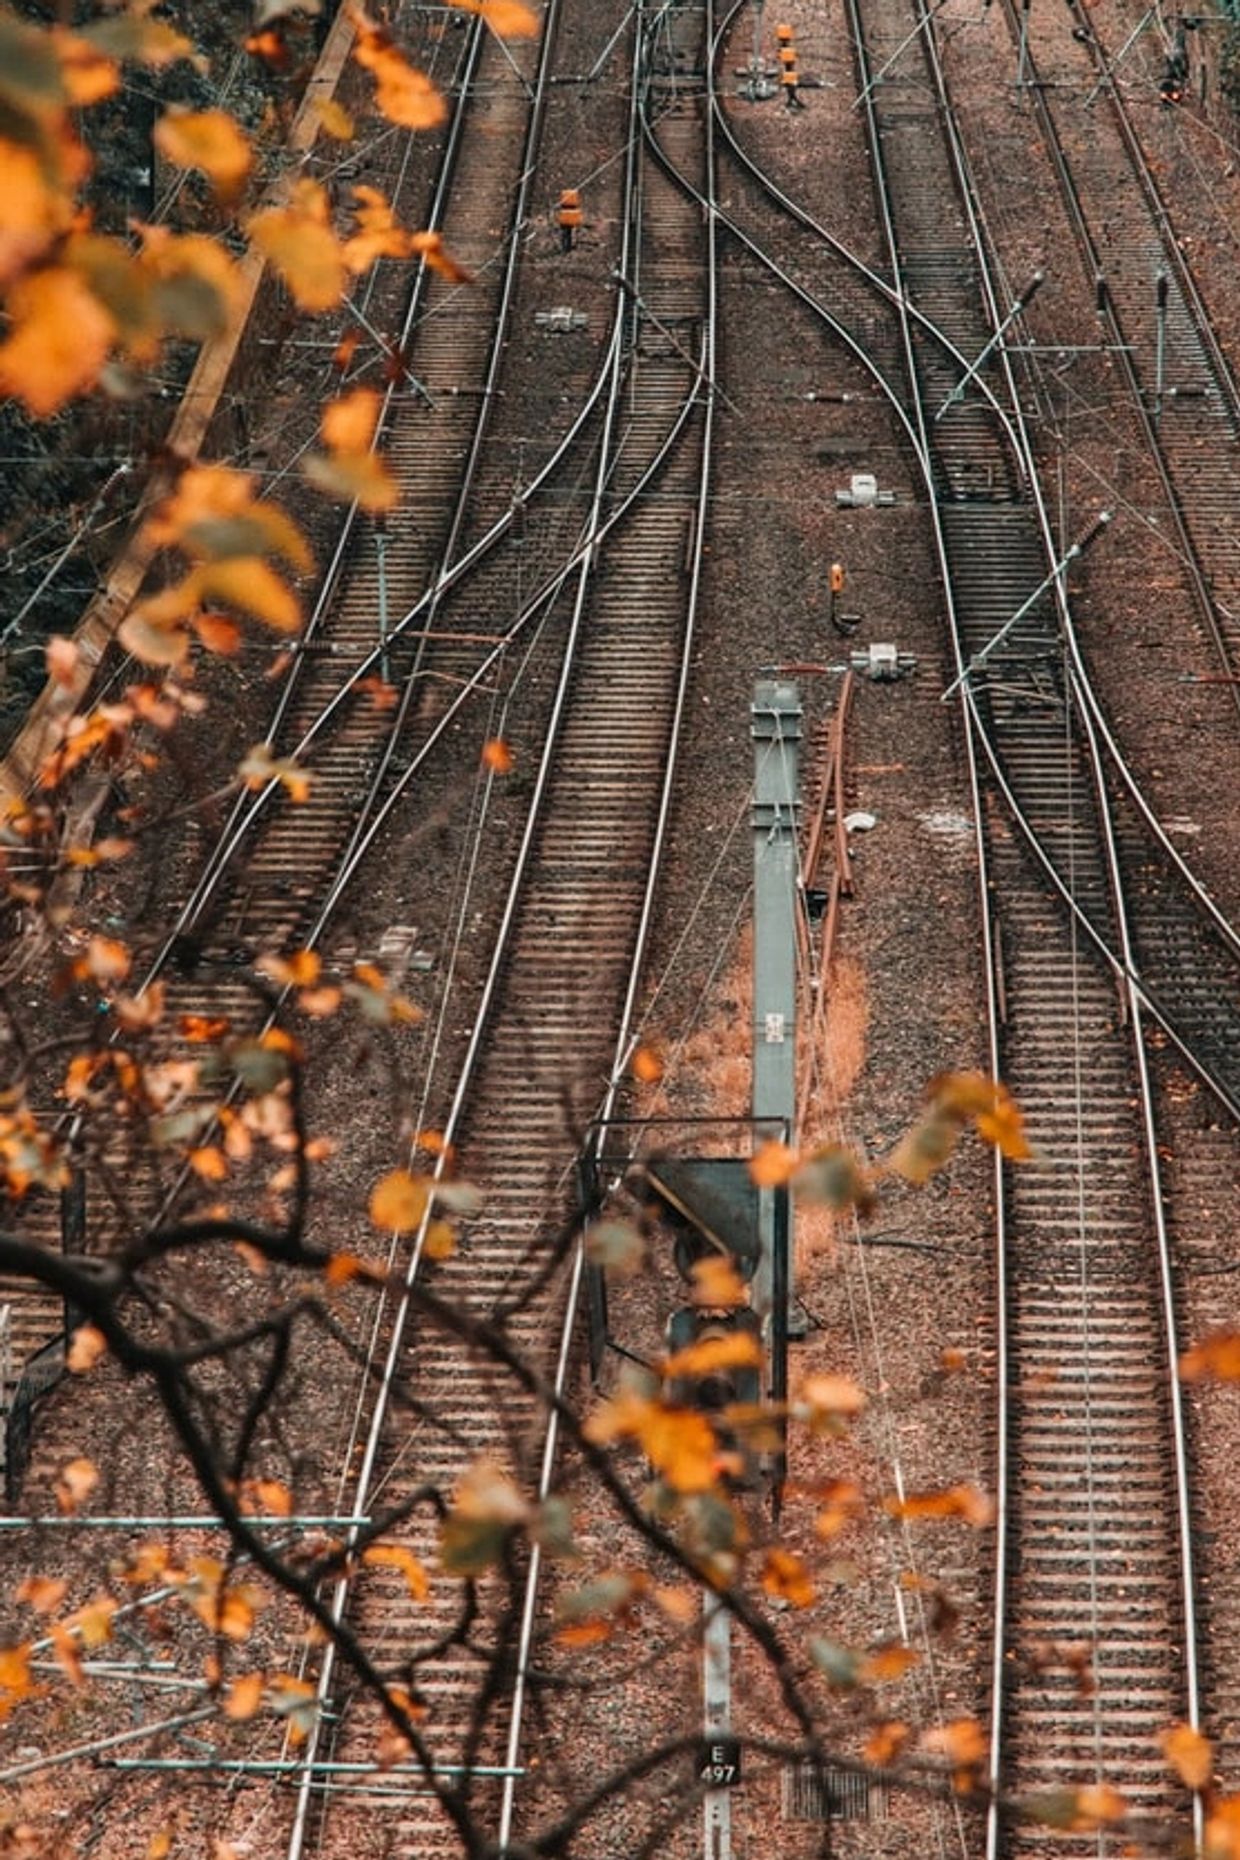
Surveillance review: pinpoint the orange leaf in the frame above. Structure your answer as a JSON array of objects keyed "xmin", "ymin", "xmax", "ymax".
[
  {"xmin": 14, "ymin": 1575, "xmax": 67, "ymax": 1615},
  {"xmin": 760, "ymin": 1547, "xmax": 814, "ymax": 1608},
  {"xmin": 46, "ymin": 636, "xmax": 79, "ymax": 686},
  {"xmin": 481, "ymin": 737, "xmax": 514, "ymax": 774},
  {"xmin": 322, "ymin": 386, "xmax": 381, "ymax": 453},
  {"xmin": 195, "ymin": 558, "xmax": 300, "ymax": 632},
  {"xmin": 154, "ymin": 108, "xmax": 253, "ymax": 200},
  {"xmin": 859, "ymin": 1641, "xmax": 920, "ymax": 1682},
  {"xmin": 70, "ymin": 1594, "xmax": 118, "ymax": 1648},
  {"xmin": 324, "ymin": 1252, "xmax": 385, "ymax": 1286},
  {"xmin": 246, "ymin": 180, "xmax": 348, "ymax": 311},
  {"xmin": 689, "ymin": 1255, "xmax": 746, "ymax": 1309},
  {"xmin": 921, "ymin": 1716, "xmax": 987, "ymax": 1768},
  {"xmin": 0, "ymin": 1642, "xmax": 34, "ymax": 1702},
  {"xmin": 193, "ymin": 612, "xmax": 243, "ymax": 655},
  {"xmin": 1180, "ymin": 1331, "xmax": 1240, "ymax": 1382},
  {"xmin": 749, "ymin": 1139, "xmax": 797, "ymax": 1188},
  {"xmin": 224, "ymin": 1672, "xmax": 265, "ymax": 1720},
  {"xmin": 664, "ymin": 1331, "xmax": 761, "ymax": 1381},
  {"xmin": 351, "ymin": 12, "xmax": 447, "ymax": 129},
  {"xmin": 0, "ymin": 266, "xmax": 115, "ymax": 417},
  {"xmin": 409, "ymin": 229, "xmax": 472, "ymax": 282},
  {"xmin": 865, "ymin": 1719, "xmax": 910, "ymax": 1766},
  {"xmin": 316, "ymin": 97, "xmax": 355, "ymax": 140},
  {"xmin": 884, "ymin": 1484, "xmax": 994, "ymax": 1528},
  {"xmin": 361, "ymin": 1543, "xmax": 430, "ymax": 1601},
  {"xmin": 369, "ymin": 1167, "xmax": 429, "ymax": 1232},
  {"xmin": 67, "ymin": 1324, "xmax": 107, "ymax": 1374},
  {"xmin": 1163, "ymin": 1722, "xmax": 1213, "ymax": 1791},
  {"xmin": 452, "ymin": 0, "xmax": 539, "ymax": 32},
  {"xmin": 189, "ymin": 1146, "xmax": 229, "ymax": 1182}
]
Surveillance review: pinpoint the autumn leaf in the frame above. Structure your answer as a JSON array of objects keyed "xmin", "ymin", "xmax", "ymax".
[
  {"xmin": 361, "ymin": 1543, "xmax": 430, "ymax": 1601},
  {"xmin": 14, "ymin": 1575, "xmax": 66, "ymax": 1615},
  {"xmin": 350, "ymin": 10, "xmax": 447, "ymax": 130},
  {"xmin": 865, "ymin": 1719, "xmax": 910, "ymax": 1766},
  {"xmin": 664, "ymin": 1330, "xmax": 761, "ymax": 1381},
  {"xmin": 760, "ymin": 1547, "xmax": 814, "ymax": 1608},
  {"xmin": 423, "ymin": 1219, "xmax": 456, "ymax": 1260},
  {"xmin": 410, "ymin": 229, "xmax": 473, "ymax": 282},
  {"xmin": 1180, "ymin": 1332, "xmax": 1240, "ymax": 1382},
  {"xmin": 794, "ymin": 1143, "xmax": 874, "ymax": 1212},
  {"xmin": 147, "ymin": 1832, "xmax": 174, "ymax": 1860},
  {"xmin": 316, "ymin": 97, "xmax": 355, "ymax": 140},
  {"xmin": 886, "ymin": 1107, "xmax": 960, "ymax": 1184},
  {"xmin": 815, "ymin": 1478, "xmax": 865, "ymax": 1540},
  {"xmin": 797, "ymin": 1373, "xmax": 867, "ymax": 1431},
  {"xmin": 246, "ymin": 180, "xmax": 349, "ymax": 311},
  {"xmin": 1163, "ymin": 1721, "xmax": 1213, "ymax": 1790},
  {"xmin": 481, "ymin": 737, "xmax": 514, "ymax": 775},
  {"xmin": 82, "ymin": 15, "xmax": 197, "ymax": 68},
  {"xmin": 224, "ymin": 1672, "xmax": 265, "ymax": 1720},
  {"xmin": 452, "ymin": 0, "xmax": 539, "ymax": 33},
  {"xmin": 239, "ymin": 744, "xmax": 313, "ymax": 800},
  {"xmin": 440, "ymin": 1460, "xmax": 529, "ymax": 1575},
  {"xmin": 268, "ymin": 1674, "xmax": 318, "ymax": 1741},
  {"xmin": 154, "ymin": 108, "xmax": 253, "ymax": 201},
  {"xmin": 66, "ymin": 1324, "xmax": 107, "ymax": 1374},
  {"xmin": 45, "ymin": 636, "xmax": 78, "ymax": 686},
  {"xmin": 921, "ymin": 1716, "xmax": 987, "ymax": 1786},
  {"xmin": 193, "ymin": 611, "xmax": 242, "ymax": 655},
  {"xmin": 342, "ymin": 188, "xmax": 411, "ymax": 270},
  {"xmin": 324, "ymin": 1252, "xmax": 386, "ymax": 1286},
  {"xmin": 884, "ymin": 1484, "xmax": 994, "ymax": 1528},
  {"xmin": 304, "ymin": 449, "xmax": 399, "ymax": 513},
  {"xmin": 49, "ymin": 28, "xmax": 119, "ymax": 108},
  {"xmin": 749, "ymin": 1139, "xmax": 797, "ymax": 1188},
  {"xmin": 257, "ymin": 949, "xmax": 322, "ymax": 989},
  {"xmin": 369, "ymin": 1168, "xmax": 430, "ymax": 1232},
  {"xmin": 55, "ymin": 1456, "xmax": 99, "ymax": 1514},
  {"xmin": 70, "ymin": 1594, "xmax": 118, "ymax": 1648},
  {"xmin": 689, "ymin": 1255, "xmax": 746, "ymax": 1308},
  {"xmin": 0, "ymin": 1643, "xmax": 35, "ymax": 1706},
  {"xmin": 858, "ymin": 1641, "xmax": 919, "ymax": 1683},
  {"xmin": 196, "ymin": 558, "xmax": 301, "ymax": 632},
  {"xmin": 0, "ymin": 265, "xmax": 115, "ymax": 416}
]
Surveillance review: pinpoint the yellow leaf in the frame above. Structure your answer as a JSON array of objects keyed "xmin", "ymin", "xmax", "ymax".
[
  {"xmin": 361, "ymin": 1543, "xmax": 430, "ymax": 1601},
  {"xmin": 67, "ymin": 1324, "xmax": 107, "ymax": 1374},
  {"xmin": 118, "ymin": 610, "xmax": 191, "ymax": 667},
  {"xmin": 0, "ymin": 265, "xmax": 115, "ymax": 417},
  {"xmin": 224, "ymin": 1671, "xmax": 265, "ymax": 1720},
  {"xmin": 322, "ymin": 386, "xmax": 381, "ymax": 453},
  {"xmin": 304, "ymin": 448, "xmax": 399, "ymax": 513},
  {"xmin": 154, "ymin": 108, "xmax": 253, "ymax": 200},
  {"xmin": 51, "ymin": 28, "xmax": 120, "ymax": 107},
  {"xmin": 760, "ymin": 1547, "xmax": 814, "ymax": 1608},
  {"xmin": 246, "ymin": 180, "xmax": 348, "ymax": 311},
  {"xmin": 369, "ymin": 1167, "xmax": 429, "ymax": 1232},
  {"xmin": 70, "ymin": 1594, "xmax": 118, "ymax": 1648},
  {"xmin": 689, "ymin": 1255, "xmax": 746, "ymax": 1308},
  {"xmin": 423, "ymin": 1219, "xmax": 456, "ymax": 1260},
  {"xmin": 0, "ymin": 141, "xmax": 76, "ymax": 288},
  {"xmin": 1163, "ymin": 1722, "xmax": 1213, "ymax": 1791},
  {"xmin": 316, "ymin": 97, "xmax": 355, "ymax": 140},
  {"xmin": 351, "ymin": 11, "xmax": 447, "ymax": 129},
  {"xmin": 664, "ymin": 1331, "xmax": 761, "ymax": 1381},
  {"xmin": 195, "ymin": 558, "xmax": 301, "ymax": 633},
  {"xmin": 638, "ymin": 1403, "xmax": 719, "ymax": 1493},
  {"xmin": 452, "ymin": 0, "xmax": 539, "ymax": 32},
  {"xmin": 55, "ymin": 1456, "xmax": 99, "ymax": 1514},
  {"xmin": 148, "ymin": 1830, "xmax": 174, "ymax": 1860},
  {"xmin": 343, "ymin": 187, "xmax": 411, "ymax": 270}
]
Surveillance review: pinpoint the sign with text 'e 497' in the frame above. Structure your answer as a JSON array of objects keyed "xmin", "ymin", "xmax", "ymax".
[{"xmin": 698, "ymin": 1735, "xmax": 742, "ymax": 1788}]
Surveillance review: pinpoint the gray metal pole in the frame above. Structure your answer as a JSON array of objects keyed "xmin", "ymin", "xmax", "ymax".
[
  {"xmin": 751, "ymin": 678, "xmax": 802, "ymax": 1321},
  {"xmin": 1154, "ymin": 270, "xmax": 1169, "ymax": 428},
  {"xmin": 702, "ymin": 1597, "xmax": 733, "ymax": 1860}
]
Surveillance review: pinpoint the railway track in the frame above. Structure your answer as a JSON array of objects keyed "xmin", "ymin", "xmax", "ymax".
[{"xmin": 656, "ymin": 11, "xmax": 1240, "ymax": 1838}]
